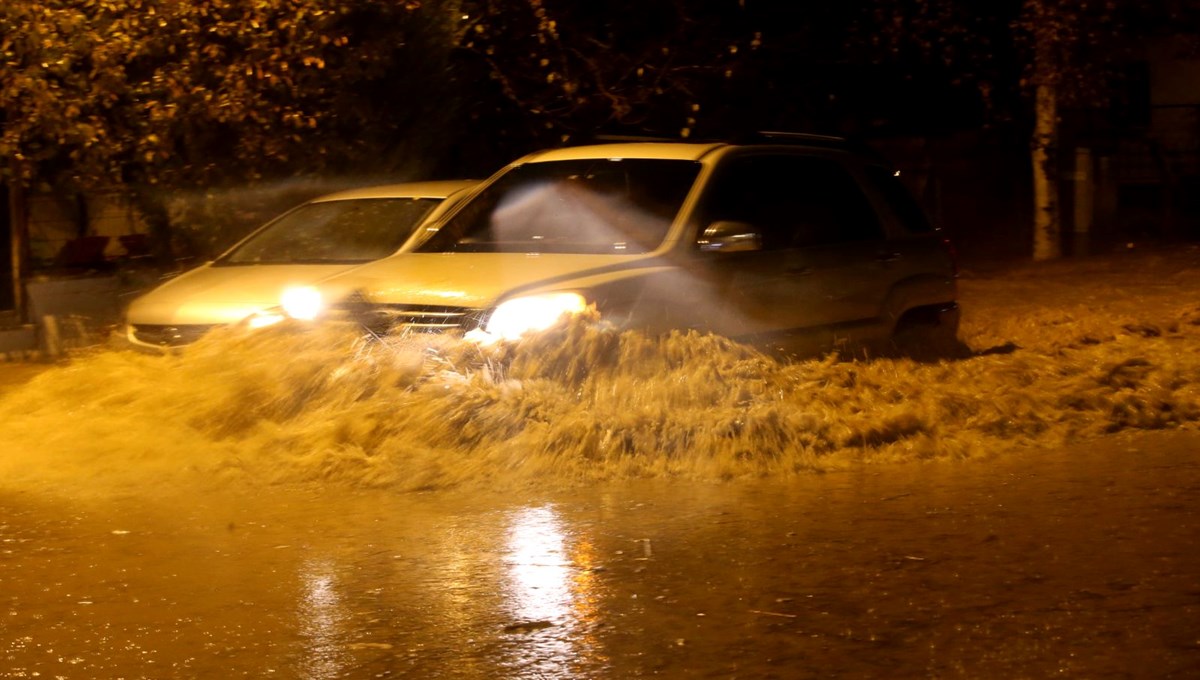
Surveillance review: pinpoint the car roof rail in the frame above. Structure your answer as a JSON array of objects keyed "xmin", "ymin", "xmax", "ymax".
[
  {"xmin": 591, "ymin": 133, "xmax": 683, "ymax": 143},
  {"xmin": 753, "ymin": 131, "xmax": 849, "ymax": 144},
  {"xmin": 587, "ymin": 131, "xmax": 851, "ymax": 147},
  {"xmin": 565, "ymin": 130, "xmax": 890, "ymax": 164},
  {"xmin": 732, "ymin": 130, "xmax": 891, "ymax": 164},
  {"xmin": 730, "ymin": 130, "xmax": 862, "ymax": 149}
]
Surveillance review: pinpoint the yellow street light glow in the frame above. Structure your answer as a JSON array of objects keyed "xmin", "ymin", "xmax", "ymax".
[
  {"xmin": 484, "ymin": 292, "xmax": 587, "ymax": 340},
  {"xmin": 280, "ymin": 286, "xmax": 324, "ymax": 321}
]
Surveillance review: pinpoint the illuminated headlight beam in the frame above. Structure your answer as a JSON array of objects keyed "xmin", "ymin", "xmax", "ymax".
[
  {"xmin": 477, "ymin": 292, "xmax": 588, "ymax": 342},
  {"xmin": 245, "ymin": 311, "xmax": 286, "ymax": 329},
  {"xmin": 280, "ymin": 285, "xmax": 324, "ymax": 321}
]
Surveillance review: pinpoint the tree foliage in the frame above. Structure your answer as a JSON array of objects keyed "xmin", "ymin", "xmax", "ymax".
[
  {"xmin": 859, "ymin": 0, "xmax": 1141, "ymax": 124},
  {"xmin": 0, "ymin": 0, "xmax": 459, "ymax": 192},
  {"xmin": 452, "ymin": 0, "xmax": 752, "ymax": 144},
  {"xmin": 0, "ymin": 0, "xmax": 759, "ymax": 197},
  {"xmin": 854, "ymin": 0, "xmax": 1179, "ymax": 258},
  {"xmin": 3, "ymin": 0, "xmax": 1193, "ymax": 264}
]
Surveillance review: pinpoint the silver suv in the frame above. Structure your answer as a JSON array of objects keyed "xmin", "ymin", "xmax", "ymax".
[{"xmin": 300, "ymin": 134, "xmax": 958, "ymax": 356}]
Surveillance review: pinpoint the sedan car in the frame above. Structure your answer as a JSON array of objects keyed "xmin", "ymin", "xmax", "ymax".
[
  {"xmin": 124, "ymin": 179, "xmax": 477, "ymax": 349},
  {"xmin": 291, "ymin": 135, "xmax": 958, "ymax": 356}
]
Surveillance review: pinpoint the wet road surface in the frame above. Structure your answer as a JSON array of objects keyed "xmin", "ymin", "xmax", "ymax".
[{"xmin": 3, "ymin": 429, "xmax": 1199, "ymax": 679}]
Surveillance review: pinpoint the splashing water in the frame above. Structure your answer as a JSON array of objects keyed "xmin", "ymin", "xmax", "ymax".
[{"xmin": 3, "ymin": 249, "xmax": 1200, "ymax": 497}]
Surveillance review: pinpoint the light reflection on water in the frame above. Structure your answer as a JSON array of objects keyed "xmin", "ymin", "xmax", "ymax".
[
  {"xmin": 501, "ymin": 505, "xmax": 604, "ymax": 678},
  {"xmin": 297, "ymin": 557, "xmax": 350, "ymax": 680},
  {"xmin": 278, "ymin": 501, "xmax": 610, "ymax": 678}
]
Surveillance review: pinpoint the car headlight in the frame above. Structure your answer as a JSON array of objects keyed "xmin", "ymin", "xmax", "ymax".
[
  {"xmin": 244, "ymin": 311, "xmax": 286, "ymax": 329},
  {"xmin": 280, "ymin": 285, "xmax": 324, "ymax": 321},
  {"xmin": 482, "ymin": 292, "xmax": 587, "ymax": 341}
]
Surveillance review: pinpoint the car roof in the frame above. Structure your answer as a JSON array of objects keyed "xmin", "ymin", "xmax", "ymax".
[
  {"xmin": 515, "ymin": 133, "xmax": 879, "ymax": 165},
  {"xmin": 312, "ymin": 179, "xmax": 478, "ymax": 202}
]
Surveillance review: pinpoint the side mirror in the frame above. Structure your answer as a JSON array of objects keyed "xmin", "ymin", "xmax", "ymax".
[{"xmin": 697, "ymin": 221, "xmax": 763, "ymax": 253}]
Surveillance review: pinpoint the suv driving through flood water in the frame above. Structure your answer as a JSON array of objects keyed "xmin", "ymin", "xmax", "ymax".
[{"xmin": 290, "ymin": 135, "xmax": 958, "ymax": 356}]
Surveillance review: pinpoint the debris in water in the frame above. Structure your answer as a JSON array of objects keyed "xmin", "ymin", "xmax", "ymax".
[
  {"xmin": 502, "ymin": 620, "xmax": 555, "ymax": 634},
  {"xmin": 347, "ymin": 642, "xmax": 394, "ymax": 650},
  {"xmin": 750, "ymin": 610, "xmax": 798, "ymax": 619}
]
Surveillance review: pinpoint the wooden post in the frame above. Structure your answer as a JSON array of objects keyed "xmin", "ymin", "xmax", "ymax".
[
  {"xmin": 40, "ymin": 314, "xmax": 62, "ymax": 360},
  {"xmin": 7, "ymin": 179, "xmax": 27, "ymax": 322},
  {"xmin": 1072, "ymin": 147, "xmax": 1094, "ymax": 255},
  {"xmin": 1095, "ymin": 155, "xmax": 1118, "ymax": 232}
]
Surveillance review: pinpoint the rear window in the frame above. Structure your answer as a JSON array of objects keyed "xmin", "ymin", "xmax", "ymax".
[{"xmin": 864, "ymin": 165, "xmax": 935, "ymax": 234}]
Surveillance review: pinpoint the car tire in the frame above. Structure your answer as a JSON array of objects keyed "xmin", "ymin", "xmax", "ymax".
[{"xmin": 889, "ymin": 303, "xmax": 967, "ymax": 361}]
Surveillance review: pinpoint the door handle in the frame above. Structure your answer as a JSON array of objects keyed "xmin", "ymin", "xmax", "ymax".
[
  {"xmin": 786, "ymin": 265, "xmax": 813, "ymax": 276},
  {"xmin": 877, "ymin": 251, "xmax": 902, "ymax": 263}
]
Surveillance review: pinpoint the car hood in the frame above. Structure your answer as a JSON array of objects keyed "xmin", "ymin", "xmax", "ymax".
[
  {"xmin": 126, "ymin": 263, "xmax": 359, "ymax": 325},
  {"xmin": 330, "ymin": 252, "xmax": 665, "ymax": 308}
]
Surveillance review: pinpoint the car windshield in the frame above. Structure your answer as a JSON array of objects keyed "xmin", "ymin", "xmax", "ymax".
[
  {"xmin": 218, "ymin": 198, "xmax": 442, "ymax": 265},
  {"xmin": 418, "ymin": 159, "xmax": 701, "ymax": 254}
]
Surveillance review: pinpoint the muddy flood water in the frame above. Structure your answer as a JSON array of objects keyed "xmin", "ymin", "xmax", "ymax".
[
  {"xmin": 2, "ymin": 247, "xmax": 1200, "ymax": 677},
  {"xmin": 2, "ymin": 430, "xmax": 1199, "ymax": 679}
]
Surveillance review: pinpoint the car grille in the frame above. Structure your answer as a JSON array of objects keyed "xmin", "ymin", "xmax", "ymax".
[
  {"xmin": 334, "ymin": 302, "xmax": 484, "ymax": 335},
  {"xmin": 131, "ymin": 324, "xmax": 218, "ymax": 347}
]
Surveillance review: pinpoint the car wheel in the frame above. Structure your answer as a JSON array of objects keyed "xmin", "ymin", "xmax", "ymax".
[{"xmin": 889, "ymin": 304, "xmax": 967, "ymax": 361}]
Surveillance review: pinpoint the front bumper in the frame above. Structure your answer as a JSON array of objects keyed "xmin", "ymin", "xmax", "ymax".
[{"xmin": 126, "ymin": 323, "xmax": 219, "ymax": 349}]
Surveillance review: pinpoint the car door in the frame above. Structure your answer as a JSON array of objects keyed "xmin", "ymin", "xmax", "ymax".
[{"xmin": 689, "ymin": 152, "xmax": 892, "ymax": 338}]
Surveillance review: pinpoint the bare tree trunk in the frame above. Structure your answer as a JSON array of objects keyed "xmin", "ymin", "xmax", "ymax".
[{"xmin": 1031, "ymin": 82, "xmax": 1061, "ymax": 260}]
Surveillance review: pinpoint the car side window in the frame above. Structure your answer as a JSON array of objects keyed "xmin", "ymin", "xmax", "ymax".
[{"xmin": 699, "ymin": 154, "xmax": 885, "ymax": 250}]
